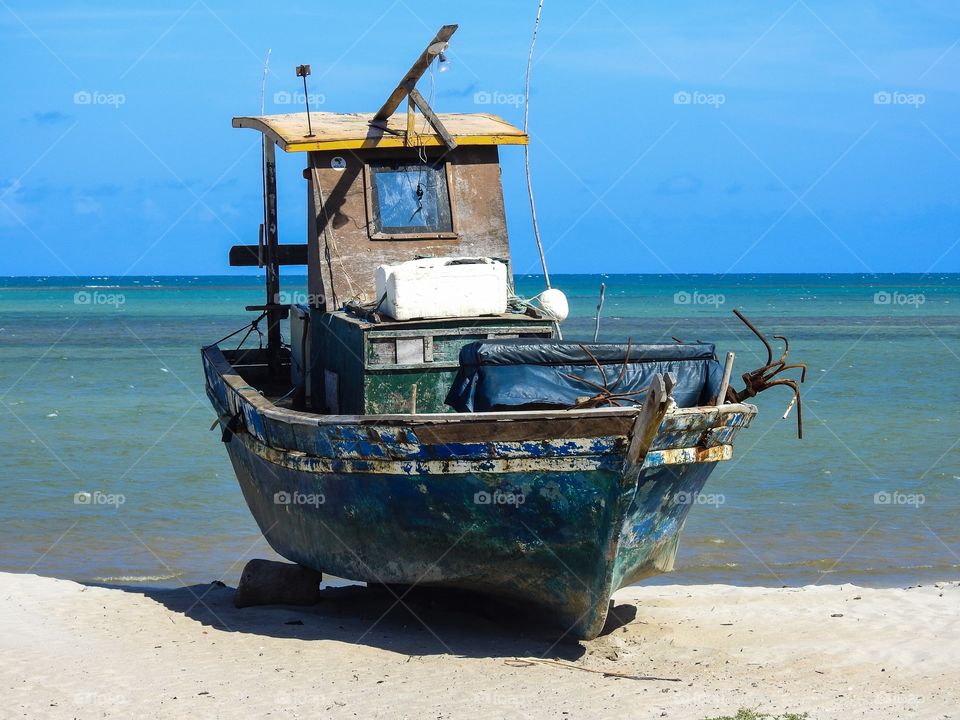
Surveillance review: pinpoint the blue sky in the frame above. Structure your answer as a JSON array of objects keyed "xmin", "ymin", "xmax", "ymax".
[{"xmin": 2, "ymin": 0, "xmax": 960, "ymax": 276}]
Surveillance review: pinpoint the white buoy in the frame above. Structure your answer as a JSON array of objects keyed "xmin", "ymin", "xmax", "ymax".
[{"xmin": 539, "ymin": 288, "xmax": 569, "ymax": 322}]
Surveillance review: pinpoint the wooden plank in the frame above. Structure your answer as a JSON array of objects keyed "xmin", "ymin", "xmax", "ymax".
[
  {"xmin": 368, "ymin": 338, "xmax": 397, "ymax": 365},
  {"xmin": 408, "ymin": 87, "xmax": 457, "ymax": 150},
  {"xmin": 232, "ymin": 112, "xmax": 527, "ymax": 153},
  {"xmin": 405, "ymin": 96, "xmax": 416, "ymax": 147},
  {"xmin": 284, "ymin": 133, "xmax": 525, "ymax": 153},
  {"xmin": 229, "ymin": 243, "xmax": 308, "ymax": 267},
  {"xmin": 373, "ymin": 25, "xmax": 458, "ymax": 123},
  {"xmin": 395, "ymin": 338, "xmax": 424, "ymax": 364},
  {"xmin": 416, "ymin": 416, "xmax": 634, "ymax": 444},
  {"xmin": 625, "ymin": 374, "xmax": 671, "ymax": 467}
]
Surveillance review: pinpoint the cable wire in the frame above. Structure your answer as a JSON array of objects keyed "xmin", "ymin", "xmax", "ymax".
[{"xmin": 524, "ymin": 0, "xmax": 551, "ymax": 290}]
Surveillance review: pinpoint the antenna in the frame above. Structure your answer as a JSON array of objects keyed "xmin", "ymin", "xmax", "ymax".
[
  {"xmin": 260, "ymin": 48, "xmax": 272, "ymax": 114},
  {"xmin": 296, "ymin": 64, "xmax": 314, "ymax": 137}
]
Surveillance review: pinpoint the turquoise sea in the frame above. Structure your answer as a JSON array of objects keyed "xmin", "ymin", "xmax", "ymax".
[{"xmin": 1, "ymin": 274, "xmax": 958, "ymax": 589}]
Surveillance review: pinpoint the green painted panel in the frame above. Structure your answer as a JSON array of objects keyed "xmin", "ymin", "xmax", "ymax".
[
  {"xmin": 364, "ymin": 369, "xmax": 458, "ymax": 414},
  {"xmin": 311, "ymin": 309, "xmax": 553, "ymax": 414}
]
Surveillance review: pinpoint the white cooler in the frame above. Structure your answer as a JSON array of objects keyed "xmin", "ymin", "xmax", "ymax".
[{"xmin": 374, "ymin": 257, "xmax": 508, "ymax": 321}]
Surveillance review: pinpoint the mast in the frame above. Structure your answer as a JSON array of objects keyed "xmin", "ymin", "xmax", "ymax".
[{"xmin": 263, "ymin": 138, "xmax": 282, "ymax": 374}]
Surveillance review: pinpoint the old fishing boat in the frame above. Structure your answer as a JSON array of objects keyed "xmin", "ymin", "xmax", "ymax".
[{"xmin": 202, "ymin": 26, "xmax": 805, "ymax": 639}]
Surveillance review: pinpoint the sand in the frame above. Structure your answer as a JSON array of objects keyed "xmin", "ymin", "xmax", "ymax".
[{"xmin": 1, "ymin": 572, "xmax": 957, "ymax": 719}]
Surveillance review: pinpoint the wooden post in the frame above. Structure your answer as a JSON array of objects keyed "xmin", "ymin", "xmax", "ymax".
[
  {"xmin": 263, "ymin": 139, "xmax": 282, "ymax": 375},
  {"xmin": 408, "ymin": 87, "xmax": 457, "ymax": 150},
  {"xmin": 717, "ymin": 352, "xmax": 735, "ymax": 406},
  {"xmin": 405, "ymin": 96, "xmax": 416, "ymax": 147}
]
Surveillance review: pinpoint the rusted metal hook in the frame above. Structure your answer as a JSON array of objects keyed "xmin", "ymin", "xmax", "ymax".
[{"xmin": 727, "ymin": 310, "xmax": 807, "ymax": 439}]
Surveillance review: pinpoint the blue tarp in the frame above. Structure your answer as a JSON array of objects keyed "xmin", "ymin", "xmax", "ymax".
[{"xmin": 446, "ymin": 340, "xmax": 723, "ymax": 412}]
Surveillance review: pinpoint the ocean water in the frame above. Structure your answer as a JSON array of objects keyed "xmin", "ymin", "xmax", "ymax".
[{"xmin": 1, "ymin": 274, "xmax": 958, "ymax": 590}]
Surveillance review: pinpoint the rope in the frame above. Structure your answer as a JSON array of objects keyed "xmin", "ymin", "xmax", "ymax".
[
  {"xmin": 524, "ymin": 0, "xmax": 551, "ymax": 290},
  {"xmin": 203, "ymin": 311, "xmax": 268, "ymax": 350},
  {"xmin": 234, "ymin": 316, "xmax": 264, "ymax": 351}
]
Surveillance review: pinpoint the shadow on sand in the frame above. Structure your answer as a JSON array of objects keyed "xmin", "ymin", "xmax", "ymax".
[{"xmin": 115, "ymin": 580, "xmax": 637, "ymax": 661}]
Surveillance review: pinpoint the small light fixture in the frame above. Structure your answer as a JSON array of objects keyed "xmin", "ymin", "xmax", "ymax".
[{"xmin": 438, "ymin": 51, "xmax": 450, "ymax": 72}]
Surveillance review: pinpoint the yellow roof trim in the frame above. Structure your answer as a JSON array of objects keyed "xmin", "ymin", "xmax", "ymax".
[{"xmin": 232, "ymin": 111, "xmax": 528, "ymax": 152}]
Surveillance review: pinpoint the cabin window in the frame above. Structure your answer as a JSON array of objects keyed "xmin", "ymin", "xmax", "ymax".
[{"xmin": 366, "ymin": 159, "xmax": 457, "ymax": 239}]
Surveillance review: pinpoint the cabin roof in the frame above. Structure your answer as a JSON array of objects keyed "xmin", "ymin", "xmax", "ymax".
[{"xmin": 232, "ymin": 111, "xmax": 528, "ymax": 153}]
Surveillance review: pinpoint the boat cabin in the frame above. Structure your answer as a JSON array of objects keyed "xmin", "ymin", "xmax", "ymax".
[
  {"xmin": 230, "ymin": 26, "xmax": 555, "ymax": 414},
  {"xmin": 226, "ymin": 25, "xmax": 742, "ymax": 422}
]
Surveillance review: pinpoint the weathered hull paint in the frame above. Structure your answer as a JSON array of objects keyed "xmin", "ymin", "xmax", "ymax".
[{"xmin": 202, "ymin": 345, "xmax": 756, "ymax": 639}]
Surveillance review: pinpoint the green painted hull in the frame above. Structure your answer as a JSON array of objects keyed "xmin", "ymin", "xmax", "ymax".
[{"xmin": 203, "ymin": 345, "xmax": 755, "ymax": 639}]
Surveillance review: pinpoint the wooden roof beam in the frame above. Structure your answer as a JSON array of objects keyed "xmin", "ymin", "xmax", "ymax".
[
  {"xmin": 372, "ymin": 24, "xmax": 458, "ymax": 124},
  {"xmin": 407, "ymin": 86, "xmax": 457, "ymax": 150}
]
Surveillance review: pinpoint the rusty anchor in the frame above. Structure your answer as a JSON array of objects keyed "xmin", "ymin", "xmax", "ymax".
[{"xmin": 726, "ymin": 309, "xmax": 807, "ymax": 439}]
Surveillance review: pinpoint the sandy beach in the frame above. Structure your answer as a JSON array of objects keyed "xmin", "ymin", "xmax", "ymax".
[{"xmin": 1, "ymin": 572, "xmax": 956, "ymax": 719}]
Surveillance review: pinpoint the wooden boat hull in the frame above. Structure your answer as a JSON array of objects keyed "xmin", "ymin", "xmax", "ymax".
[{"xmin": 203, "ymin": 345, "xmax": 755, "ymax": 639}]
